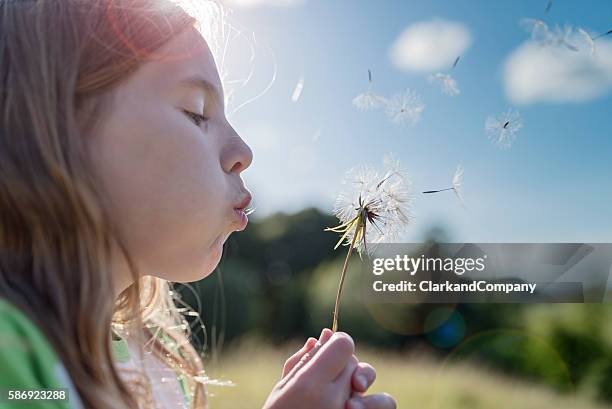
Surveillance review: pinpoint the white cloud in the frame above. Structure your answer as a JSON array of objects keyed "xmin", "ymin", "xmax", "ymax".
[
  {"xmin": 503, "ymin": 40, "xmax": 612, "ymax": 104},
  {"xmin": 223, "ymin": 0, "xmax": 302, "ymax": 8},
  {"xmin": 389, "ymin": 19, "xmax": 472, "ymax": 72}
]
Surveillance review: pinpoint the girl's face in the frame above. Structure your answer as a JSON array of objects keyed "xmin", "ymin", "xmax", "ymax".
[{"xmin": 88, "ymin": 27, "xmax": 253, "ymax": 290}]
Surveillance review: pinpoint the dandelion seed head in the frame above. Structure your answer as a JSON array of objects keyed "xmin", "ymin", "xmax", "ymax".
[
  {"xmin": 384, "ymin": 89, "xmax": 424, "ymax": 127},
  {"xmin": 485, "ymin": 109, "xmax": 523, "ymax": 149},
  {"xmin": 332, "ymin": 156, "xmax": 414, "ymax": 256},
  {"xmin": 428, "ymin": 73, "xmax": 460, "ymax": 96}
]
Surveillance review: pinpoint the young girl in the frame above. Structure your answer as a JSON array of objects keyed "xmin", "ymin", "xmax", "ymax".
[{"xmin": 0, "ymin": 1, "xmax": 397, "ymax": 408}]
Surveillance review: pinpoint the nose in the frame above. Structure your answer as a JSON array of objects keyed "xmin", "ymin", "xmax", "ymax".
[{"xmin": 221, "ymin": 129, "xmax": 253, "ymax": 174}]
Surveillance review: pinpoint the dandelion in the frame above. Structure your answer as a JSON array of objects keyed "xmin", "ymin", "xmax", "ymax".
[
  {"xmin": 352, "ymin": 69, "xmax": 386, "ymax": 111},
  {"xmin": 428, "ymin": 73, "xmax": 460, "ymax": 96},
  {"xmin": 325, "ymin": 154, "xmax": 413, "ymax": 331},
  {"xmin": 485, "ymin": 109, "xmax": 523, "ymax": 149},
  {"xmin": 385, "ymin": 89, "xmax": 424, "ymax": 126}
]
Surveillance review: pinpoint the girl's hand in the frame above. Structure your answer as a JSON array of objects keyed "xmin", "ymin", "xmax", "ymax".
[
  {"xmin": 281, "ymin": 330, "xmax": 376, "ymax": 397},
  {"xmin": 263, "ymin": 328, "xmax": 396, "ymax": 409}
]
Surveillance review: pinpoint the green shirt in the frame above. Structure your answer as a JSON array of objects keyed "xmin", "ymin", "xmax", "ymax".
[
  {"xmin": 0, "ymin": 297, "xmax": 84, "ymax": 408},
  {"xmin": 0, "ymin": 297, "xmax": 191, "ymax": 408}
]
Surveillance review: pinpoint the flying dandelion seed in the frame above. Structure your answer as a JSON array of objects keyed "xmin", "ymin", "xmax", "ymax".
[
  {"xmin": 594, "ymin": 29, "xmax": 612, "ymax": 40},
  {"xmin": 577, "ymin": 28, "xmax": 596, "ymax": 55},
  {"xmin": 291, "ymin": 75, "xmax": 304, "ymax": 102},
  {"xmin": 352, "ymin": 91, "xmax": 387, "ymax": 111},
  {"xmin": 576, "ymin": 27, "xmax": 612, "ymax": 55},
  {"xmin": 428, "ymin": 73, "xmax": 460, "ymax": 97},
  {"xmin": 325, "ymin": 154, "xmax": 413, "ymax": 331},
  {"xmin": 385, "ymin": 89, "xmax": 424, "ymax": 126},
  {"xmin": 452, "ymin": 56, "xmax": 461, "ymax": 69},
  {"xmin": 422, "ymin": 165, "xmax": 466, "ymax": 208},
  {"xmin": 485, "ymin": 109, "xmax": 523, "ymax": 149},
  {"xmin": 352, "ymin": 69, "xmax": 386, "ymax": 111},
  {"xmin": 452, "ymin": 165, "xmax": 466, "ymax": 208},
  {"xmin": 545, "ymin": 0, "xmax": 553, "ymax": 13},
  {"xmin": 520, "ymin": 19, "xmax": 579, "ymax": 51},
  {"xmin": 520, "ymin": 18, "xmax": 550, "ymax": 43},
  {"xmin": 549, "ymin": 24, "xmax": 579, "ymax": 51}
]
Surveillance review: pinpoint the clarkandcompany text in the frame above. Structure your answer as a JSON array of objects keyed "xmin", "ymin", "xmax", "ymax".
[{"xmin": 372, "ymin": 280, "xmax": 537, "ymax": 294}]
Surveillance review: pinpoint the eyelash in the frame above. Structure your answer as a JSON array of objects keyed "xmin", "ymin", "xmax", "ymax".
[{"xmin": 183, "ymin": 109, "xmax": 209, "ymax": 127}]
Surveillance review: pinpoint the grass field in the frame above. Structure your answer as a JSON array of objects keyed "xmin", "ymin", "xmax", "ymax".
[{"xmin": 202, "ymin": 336, "xmax": 612, "ymax": 409}]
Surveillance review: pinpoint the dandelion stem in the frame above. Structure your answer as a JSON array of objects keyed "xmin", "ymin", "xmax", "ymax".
[{"xmin": 331, "ymin": 213, "xmax": 363, "ymax": 333}]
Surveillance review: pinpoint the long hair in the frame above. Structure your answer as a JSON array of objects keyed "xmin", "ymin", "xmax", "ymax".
[{"xmin": 0, "ymin": 0, "xmax": 221, "ymax": 407}]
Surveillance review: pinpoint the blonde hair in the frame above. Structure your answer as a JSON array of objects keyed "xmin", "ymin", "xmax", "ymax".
[{"xmin": 0, "ymin": 0, "xmax": 227, "ymax": 407}]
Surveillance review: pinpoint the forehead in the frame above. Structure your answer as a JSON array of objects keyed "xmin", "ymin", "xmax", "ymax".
[{"xmin": 143, "ymin": 27, "xmax": 222, "ymax": 95}]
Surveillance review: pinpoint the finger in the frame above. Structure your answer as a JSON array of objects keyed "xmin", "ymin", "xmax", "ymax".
[
  {"xmin": 317, "ymin": 328, "xmax": 334, "ymax": 346},
  {"xmin": 346, "ymin": 393, "xmax": 397, "ymax": 409},
  {"xmin": 302, "ymin": 331, "xmax": 355, "ymax": 380},
  {"xmin": 282, "ymin": 328, "xmax": 334, "ymax": 382},
  {"xmin": 332, "ymin": 354, "xmax": 359, "ymax": 386},
  {"xmin": 281, "ymin": 337, "xmax": 317, "ymax": 378},
  {"xmin": 351, "ymin": 362, "xmax": 376, "ymax": 393}
]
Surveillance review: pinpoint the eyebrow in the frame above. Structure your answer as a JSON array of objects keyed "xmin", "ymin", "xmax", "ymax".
[{"xmin": 178, "ymin": 75, "xmax": 224, "ymax": 107}]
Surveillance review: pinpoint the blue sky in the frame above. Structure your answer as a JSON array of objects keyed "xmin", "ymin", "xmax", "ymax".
[{"xmin": 208, "ymin": 0, "xmax": 612, "ymax": 242}]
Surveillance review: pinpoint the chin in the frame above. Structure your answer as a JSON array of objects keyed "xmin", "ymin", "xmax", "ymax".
[
  {"xmin": 178, "ymin": 234, "xmax": 227, "ymax": 283},
  {"xmin": 152, "ymin": 232, "xmax": 229, "ymax": 283}
]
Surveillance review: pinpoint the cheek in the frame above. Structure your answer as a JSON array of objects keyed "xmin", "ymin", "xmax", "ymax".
[{"xmin": 90, "ymin": 104, "xmax": 229, "ymax": 279}]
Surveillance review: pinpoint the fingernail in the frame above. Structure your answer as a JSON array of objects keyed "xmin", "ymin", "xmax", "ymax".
[
  {"xmin": 357, "ymin": 374, "xmax": 368, "ymax": 390},
  {"xmin": 305, "ymin": 337, "xmax": 316, "ymax": 348},
  {"xmin": 318, "ymin": 328, "xmax": 333, "ymax": 344},
  {"xmin": 348, "ymin": 398, "xmax": 365, "ymax": 409}
]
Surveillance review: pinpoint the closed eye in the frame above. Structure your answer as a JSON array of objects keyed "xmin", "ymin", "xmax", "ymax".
[{"xmin": 183, "ymin": 109, "xmax": 209, "ymax": 127}]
